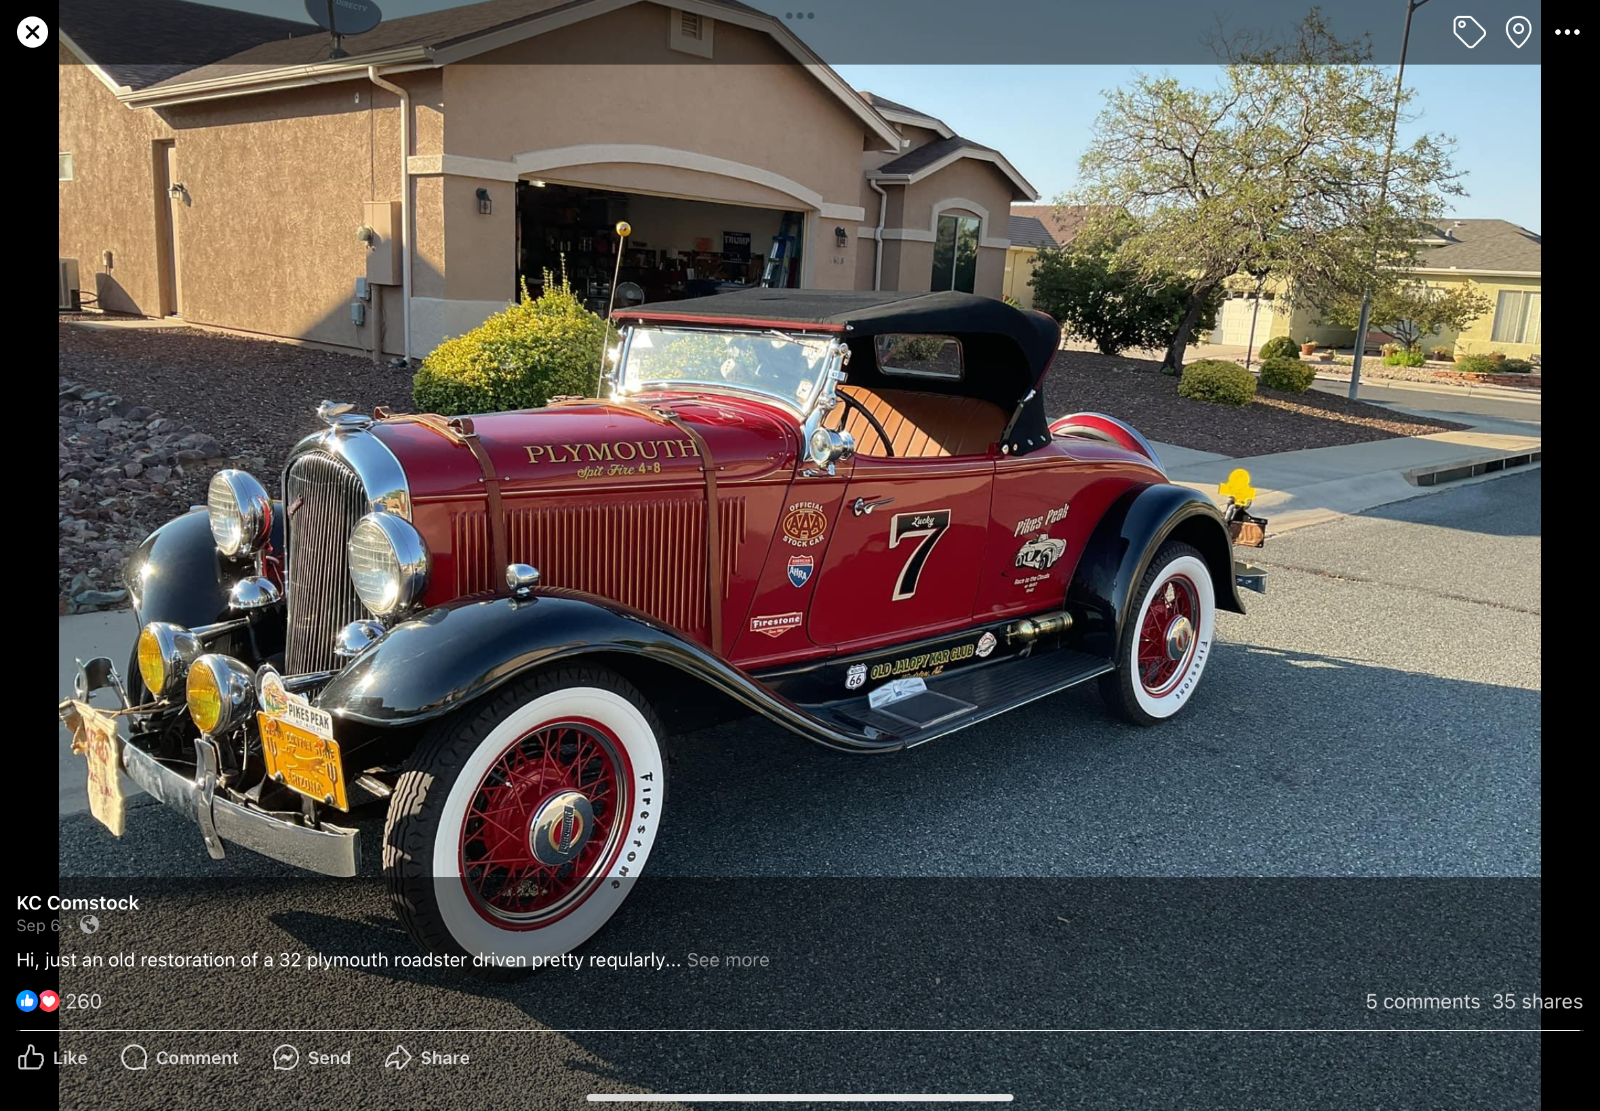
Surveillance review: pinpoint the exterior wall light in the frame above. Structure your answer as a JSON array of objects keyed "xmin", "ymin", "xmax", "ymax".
[
  {"xmin": 476, "ymin": 187, "xmax": 492, "ymax": 215},
  {"xmin": 834, "ymin": 225, "xmax": 847, "ymax": 248}
]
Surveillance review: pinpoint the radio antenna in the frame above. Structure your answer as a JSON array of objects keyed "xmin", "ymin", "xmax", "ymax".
[{"xmin": 596, "ymin": 220, "xmax": 631, "ymax": 397}]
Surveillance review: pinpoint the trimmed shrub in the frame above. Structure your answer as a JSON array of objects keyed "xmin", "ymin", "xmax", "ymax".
[
  {"xmin": 1257, "ymin": 335, "xmax": 1300, "ymax": 362},
  {"xmin": 412, "ymin": 274, "xmax": 608, "ymax": 416},
  {"xmin": 1259, "ymin": 355, "xmax": 1316, "ymax": 393},
  {"xmin": 1454, "ymin": 354, "xmax": 1499, "ymax": 375},
  {"xmin": 1178, "ymin": 359, "xmax": 1257, "ymax": 407},
  {"xmin": 1382, "ymin": 346, "xmax": 1426, "ymax": 367},
  {"xmin": 1499, "ymin": 358, "xmax": 1533, "ymax": 374}
]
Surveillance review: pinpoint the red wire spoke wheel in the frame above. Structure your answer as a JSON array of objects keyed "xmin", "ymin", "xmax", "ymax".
[
  {"xmin": 459, "ymin": 718, "xmax": 632, "ymax": 927},
  {"xmin": 385, "ymin": 668, "xmax": 666, "ymax": 968},
  {"xmin": 1100, "ymin": 542, "xmax": 1217, "ymax": 725}
]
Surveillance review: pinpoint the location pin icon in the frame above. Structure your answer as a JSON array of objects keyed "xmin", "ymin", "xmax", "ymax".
[{"xmin": 1506, "ymin": 16, "xmax": 1531, "ymax": 48}]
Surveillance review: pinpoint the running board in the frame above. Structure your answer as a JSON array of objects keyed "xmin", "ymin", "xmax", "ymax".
[{"xmin": 800, "ymin": 648, "xmax": 1113, "ymax": 748}]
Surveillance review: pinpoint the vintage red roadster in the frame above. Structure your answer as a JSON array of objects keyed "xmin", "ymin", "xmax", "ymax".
[{"xmin": 63, "ymin": 289, "xmax": 1264, "ymax": 964}]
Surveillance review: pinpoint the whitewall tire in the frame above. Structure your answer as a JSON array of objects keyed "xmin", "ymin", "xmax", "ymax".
[
  {"xmin": 385, "ymin": 666, "xmax": 666, "ymax": 971},
  {"xmin": 1099, "ymin": 542, "xmax": 1216, "ymax": 725}
]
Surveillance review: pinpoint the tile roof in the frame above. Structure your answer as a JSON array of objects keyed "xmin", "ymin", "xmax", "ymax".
[
  {"xmin": 1006, "ymin": 215, "xmax": 1058, "ymax": 249},
  {"xmin": 1417, "ymin": 219, "xmax": 1541, "ymax": 274},
  {"xmin": 59, "ymin": 0, "xmax": 316, "ymax": 90},
  {"xmin": 1007, "ymin": 205, "xmax": 1094, "ymax": 249}
]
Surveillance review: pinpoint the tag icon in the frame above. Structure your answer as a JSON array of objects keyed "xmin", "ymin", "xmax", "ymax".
[
  {"xmin": 1505, "ymin": 16, "xmax": 1531, "ymax": 48},
  {"xmin": 1452, "ymin": 15, "xmax": 1486, "ymax": 48}
]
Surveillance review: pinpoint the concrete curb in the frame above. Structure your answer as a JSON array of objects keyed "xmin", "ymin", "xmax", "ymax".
[{"xmin": 1405, "ymin": 446, "xmax": 1542, "ymax": 487}]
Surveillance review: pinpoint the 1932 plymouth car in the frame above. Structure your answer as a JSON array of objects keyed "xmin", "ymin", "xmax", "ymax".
[{"xmin": 63, "ymin": 289, "xmax": 1264, "ymax": 965}]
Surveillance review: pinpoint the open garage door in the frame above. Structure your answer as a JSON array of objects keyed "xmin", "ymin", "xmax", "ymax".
[{"xmin": 516, "ymin": 182, "xmax": 803, "ymax": 311}]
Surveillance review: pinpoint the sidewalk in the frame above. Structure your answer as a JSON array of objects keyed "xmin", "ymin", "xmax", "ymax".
[{"xmin": 1156, "ymin": 426, "xmax": 1542, "ymax": 532}]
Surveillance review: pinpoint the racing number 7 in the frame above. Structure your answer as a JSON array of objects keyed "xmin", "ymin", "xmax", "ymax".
[{"xmin": 888, "ymin": 509, "xmax": 951, "ymax": 600}]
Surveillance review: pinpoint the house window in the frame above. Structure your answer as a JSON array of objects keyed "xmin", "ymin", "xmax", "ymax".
[
  {"xmin": 1490, "ymin": 290, "xmax": 1541, "ymax": 345},
  {"xmin": 931, "ymin": 213, "xmax": 980, "ymax": 293},
  {"xmin": 59, "ymin": 152, "xmax": 74, "ymax": 181},
  {"xmin": 668, "ymin": 8, "xmax": 714, "ymax": 57}
]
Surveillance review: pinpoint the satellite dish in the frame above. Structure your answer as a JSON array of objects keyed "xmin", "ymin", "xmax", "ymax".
[{"xmin": 304, "ymin": 0, "xmax": 383, "ymax": 38}]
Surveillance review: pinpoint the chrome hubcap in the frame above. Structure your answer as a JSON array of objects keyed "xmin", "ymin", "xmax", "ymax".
[
  {"xmin": 1164, "ymin": 616, "xmax": 1195, "ymax": 662},
  {"xmin": 527, "ymin": 790, "xmax": 596, "ymax": 867}
]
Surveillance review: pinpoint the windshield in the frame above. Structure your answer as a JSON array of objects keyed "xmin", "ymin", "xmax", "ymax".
[{"xmin": 618, "ymin": 326, "xmax": 836, "ymax": 412}]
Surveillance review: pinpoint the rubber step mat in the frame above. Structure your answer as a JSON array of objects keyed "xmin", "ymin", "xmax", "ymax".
[{"xmin": 809, "ymin": 647, "xmax": 1113, "ymax": 747}]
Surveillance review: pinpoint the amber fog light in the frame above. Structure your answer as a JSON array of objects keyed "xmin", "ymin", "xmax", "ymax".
[
  {"xmin": 136, "ymin": 621, "xmax": 200, "ymax": 698},
  {"xmin": 185, "ymin": 654, "xmax": 255, "ymax": 735}
]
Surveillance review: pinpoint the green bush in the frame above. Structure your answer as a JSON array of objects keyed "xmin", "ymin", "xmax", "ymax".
[
  {"xmin": 1257, "ymin": 335, "xmax": 1300, "ymax": 362},
  {"xmin": 1178, "ymin": 359, "xmax": 1257, "ymax": 407},
  {"xmin": 1382, "ymin": 346, "xmax": 1427, "ymax": 367},
  {"xmin": 1499, "ymin": 358, "xmax": 1533, "ymax": 374},
  {"xmin": 1454, "ymin": 354, "xmax": 1499, "ymax": 375},
  {"xmin": 1258, "ymin": 355, "xmax": 1316, "ymax": 393},
  {"xmin": 412, "ymin": 274, "xmax": 608, "ymax": 416}
]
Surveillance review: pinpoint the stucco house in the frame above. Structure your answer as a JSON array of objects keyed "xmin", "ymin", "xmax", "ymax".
[
  {"xmin": 1208, "ymin": 219, "xmax": 1542, "ymax": 357},
  {"xmin": 58, "ymin": 0, "xmax": 1037, "ymax": 361}
]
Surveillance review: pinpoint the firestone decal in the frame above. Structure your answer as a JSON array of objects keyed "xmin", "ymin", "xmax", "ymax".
[
  {"xmin": 1013, "ymin": 501, "xmax": 1070, "ymax": 537},
  {"xmin": 749, "ymin": 612, "xmax": 804, "ymax": 639},
  {"xmin": 787, "ymin": 555, "xmax": 814, "ymax": 588},
  {"xmin": 976, "ymin": 632, "xmax": 997, "ymax": 658},
  {"xmin": 1015, "ymin": 534, "xmax": 1068, "ymax": 571},
  {"xmin": 782, "ymin": 501, "xmax": 829, "ymax": 547},
  {"xmin": 845, "ymin": 663, "xmax": 867, "ymax": 690}
]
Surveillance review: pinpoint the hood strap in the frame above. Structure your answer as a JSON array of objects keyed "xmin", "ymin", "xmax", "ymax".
[
  {"xmin": 557, "ymin": 399, "xmax": 725, "ymax": 658},
  {"xmin": 374, "ymin": 409, "xmax": 510, "ymax": 596}
]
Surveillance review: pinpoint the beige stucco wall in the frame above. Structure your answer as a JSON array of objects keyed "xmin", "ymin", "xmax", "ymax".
[
  {"xmin": 1003, "ymin": 246, "xmax": 1039, "ymax": 308},
  {"xmin": 867, "ymin": 157, "xmax": 1014, "ymax": 298},
  {"xmin": 59, "ymin": 53, "xmax": 440, "ymax": 356}
]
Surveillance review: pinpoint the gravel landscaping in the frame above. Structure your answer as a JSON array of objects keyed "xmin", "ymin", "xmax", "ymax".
[
  {"xmin": 58, "ymin": 321, "xmax": 413, "ymax": 612},
  {"xmin": 1042, "ymin": 350, "xmax": 1468, "ymax": 457}
]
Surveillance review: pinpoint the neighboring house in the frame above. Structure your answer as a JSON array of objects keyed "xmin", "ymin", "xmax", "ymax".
[
  {"xmin": 59, "ymin": 0, "xmax": 1035, "ymax": 360},
  {"xmin": 999, "ymin": 204, "xmax": 1094, "ymax": 309},
  {"xmin": 1404, "ymin": 219, "xmax": 1541, "ymax": 359},
  {"xmin": 855, "ymin": 93, "xmax": 1038, "ymax": 300},
  {"xmin": 1209, "ymin": 219, "xmax": 1542, "ymax": 357}
]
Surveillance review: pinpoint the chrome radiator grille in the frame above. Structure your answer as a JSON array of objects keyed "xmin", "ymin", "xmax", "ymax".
[{"xmin": 284, "ymin": 451, "xmax": 369, "ymax": 674}]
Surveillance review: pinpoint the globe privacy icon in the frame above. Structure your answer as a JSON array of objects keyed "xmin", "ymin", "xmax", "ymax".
[
  {"xmin": 1453, "ymin": 15, "xmax": 1486, "ymax": 48},
  {"xmin": 1506, "ymin": 16, "xmax": 1531, "ymax": 48}
]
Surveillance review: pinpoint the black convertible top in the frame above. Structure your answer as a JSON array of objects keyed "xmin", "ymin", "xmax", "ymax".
[{"xmin": 615, "ymin": 289, "xmax": 1062, "ymax": 454}]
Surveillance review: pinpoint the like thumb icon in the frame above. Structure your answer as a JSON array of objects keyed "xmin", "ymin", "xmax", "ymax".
[{"xmin": 18, "ymin": 1044, "xmax": 45, "ymax": 1070}]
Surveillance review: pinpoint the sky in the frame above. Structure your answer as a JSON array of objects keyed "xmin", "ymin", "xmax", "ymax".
[
  {"xmin": 835, "ymin": 64, "xmax": 1542, "ymax": 232},
  {"xmin": 217, "ymin": 2, "xmax": 1542, "ymax": 233}
]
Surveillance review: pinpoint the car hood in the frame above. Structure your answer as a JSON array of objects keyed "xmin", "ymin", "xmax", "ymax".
[{"xmin": 370, "ymin": 395, "xmax": 799, "ymax": 501}]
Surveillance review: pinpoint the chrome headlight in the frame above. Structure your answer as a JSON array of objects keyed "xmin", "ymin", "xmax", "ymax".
[
  {"xmin": 347, "ymin": 512, "xmax": 430, "ymax": 617},
  {"xmin": 207, "ymin": 470, "xmax": 272, "ymax": 558},
  {"xmin": 184, "ymin": 654, "xmax": 256, "ymax": 735},
  {"xmin": 135, "ymin": 621, "xmax": 201, "ymax": 699}
]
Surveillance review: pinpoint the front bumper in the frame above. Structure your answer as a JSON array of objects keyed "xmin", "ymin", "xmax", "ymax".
[{"xmin": 121, "ymin": 738, "xmax": 361, "ymax": 878}]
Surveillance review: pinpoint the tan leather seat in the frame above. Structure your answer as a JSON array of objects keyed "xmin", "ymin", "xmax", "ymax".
[{"xmin": 836, "ymin": 385, "xmax": 1005, "ymax": 458}]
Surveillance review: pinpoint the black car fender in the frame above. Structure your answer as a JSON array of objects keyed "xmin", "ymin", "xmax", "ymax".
[
  {"xmin": 121, "ymin": 507, "xmax": 286, "ymax": 698},
  {"xmin": 317, "ymin": 589, "xmax": 899, "ymax": 757},
  {"xmin": 1066, "ymin": 483, "xmax": 1244, "ymax": 658}
]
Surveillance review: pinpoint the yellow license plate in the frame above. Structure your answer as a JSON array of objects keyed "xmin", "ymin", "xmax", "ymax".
[{"xmin": 258, "ymin": 713, "xmax": 348, "ymax": 811}]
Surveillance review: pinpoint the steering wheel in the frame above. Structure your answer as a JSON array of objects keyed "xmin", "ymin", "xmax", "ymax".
[{"xmin": 833, "ymin": 391, "xmax": 895, "ymax": 457}]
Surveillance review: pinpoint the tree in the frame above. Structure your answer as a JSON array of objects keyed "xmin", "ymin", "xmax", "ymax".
[
  {"xmin": 1072, "ymin": 9, "xmax": 1463, "ymax": 371},
  {"xmin": 1030, "ymin": 219, "xmax": 1221, "ymax": 357},
  {"xmin": 1320, "ymin": 279, "xmax": 1490, "ymax": 350}
]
